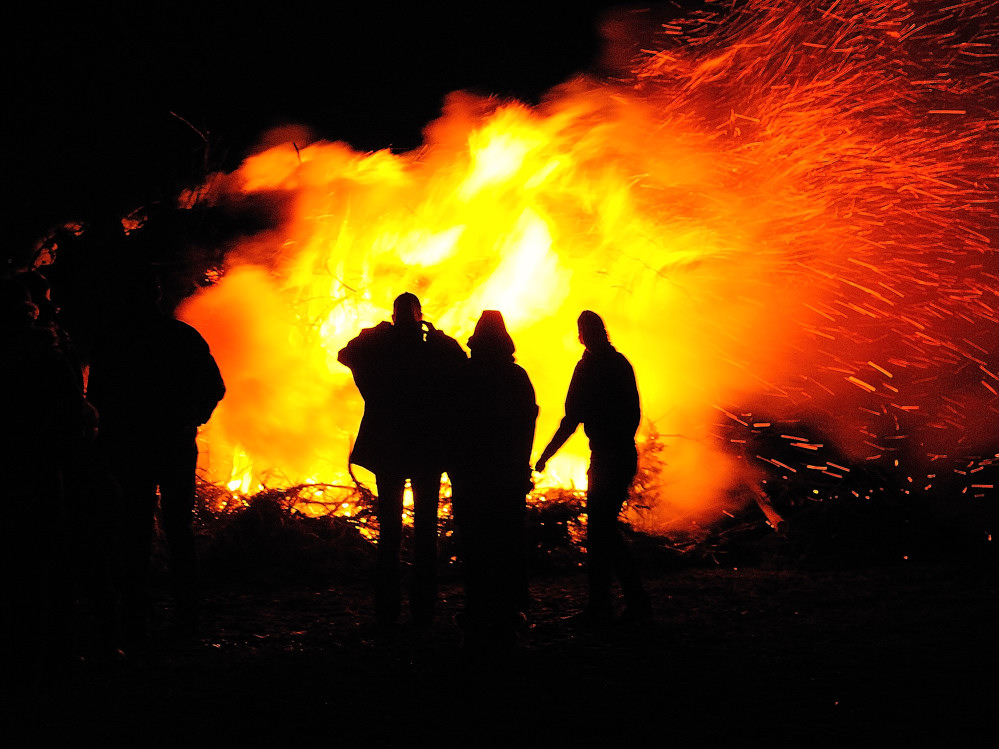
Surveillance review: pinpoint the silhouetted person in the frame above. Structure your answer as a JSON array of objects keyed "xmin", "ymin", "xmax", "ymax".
[
  {"xmin": 451, "ymin": 311, "xmax": 538, "ymax": 653},
  {"xmin": 87, "ymin": 269, "xmax": 224, "ymax": 648},
  {"xmin": 1, "ymin": 277, "xmax": 92, "ymax": 681},
  {"xmin": 535, "ymin": 310, "xmax": 651, "ymax": 627},
  {"xmin": 16, "ymin": 271, "xmax": 120, "ymax": 664},
  {"xmin": 338, "ymin": 293, "xmax": 466, "ymax": 631}
]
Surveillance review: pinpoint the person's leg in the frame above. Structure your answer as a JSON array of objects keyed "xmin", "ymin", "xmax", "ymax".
[
  {"xmin": 69, "ymin": 447, "xmax": 123, "ymax": 659},
  {"xmin": 485, "ymin": 490, "xmax": 525, "ymax": 615},
  {"xmin": 157, "ymin": 440, "xmax": 200, "ymax": 635},
  {"xmin": 584, "ymin": 473, "xmax": 619, "ymax": 623},
  {"xmin": 453, "ymin": 483, "xmax": 486, "ymax": 625},
  {"xmin": 409, "ymin": 471, "xmax": 442, "ymax": 627},
  {"xmin": 491, "ymin": 492, "xmax": 528, "ymax": 647},
  {"xmin": 110, "ymin": 456, "xmax": 159, "ymax": 647},
  {"xmin": 586, "ymin": 448, "xmax": 647, "ymax": 619},
  {"xmin": 374, "ymin": 474, "xmax": 405, "ymax": 630}
]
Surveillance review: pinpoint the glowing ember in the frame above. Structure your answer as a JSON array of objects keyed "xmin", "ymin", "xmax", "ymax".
[{"xmin": 179, "ymin": 0, "xmax": 997, "ymax": 530}]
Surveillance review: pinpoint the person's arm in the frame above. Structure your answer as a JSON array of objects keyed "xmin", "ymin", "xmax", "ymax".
[
  {"xmin": 337, "ymin": 332, "xmax": 362, "ymax": 370},
  {"xmin": 535, "ymin": 362, "xmax": 584, "ymax": 472},
  {"xmin": 534, "ymin": 414, "xmax": 578, "ymax": 472},
  {"xmin": 337, "ymin": 325, "xmax": 389, "ymax": 400}
]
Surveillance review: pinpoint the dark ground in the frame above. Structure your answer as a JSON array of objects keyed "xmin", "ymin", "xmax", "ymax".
[{"xmin": 11, "ymin": 536, "xmax": 997, "ymax": 747}]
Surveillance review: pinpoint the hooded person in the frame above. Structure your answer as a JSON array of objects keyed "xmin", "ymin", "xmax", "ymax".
[{"xmin": 451, "ymin": 310, "xmax": 538, "ymax": 652}]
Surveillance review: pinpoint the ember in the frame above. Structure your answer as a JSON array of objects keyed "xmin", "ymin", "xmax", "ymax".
[{"xmin": 178, "ymin": 0, "xmax": 996, "ymax": 531}]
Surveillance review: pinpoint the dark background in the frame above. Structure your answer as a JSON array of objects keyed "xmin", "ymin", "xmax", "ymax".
[
  {"xmin": 4, "ymin": 2, "xmax": 690, "ymax": 255},
  {"xmin": 4, "ymin": 7, "xmax": 996, "ymax": 740}
]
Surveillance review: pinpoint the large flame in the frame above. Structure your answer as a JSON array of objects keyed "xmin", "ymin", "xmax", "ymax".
[{"xmin": 179, "ymin": 0, "xmax": 997, "ymax": 530}]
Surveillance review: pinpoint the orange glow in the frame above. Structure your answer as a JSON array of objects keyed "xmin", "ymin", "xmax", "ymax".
[{"xmin": 179, "ymin": 0, "xmax": 997, "ymax": 529}]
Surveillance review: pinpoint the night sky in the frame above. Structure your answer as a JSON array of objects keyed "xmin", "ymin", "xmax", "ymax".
[{"xmin": 6, "ymin": 2, "xmax": 680, "ymax": 255}]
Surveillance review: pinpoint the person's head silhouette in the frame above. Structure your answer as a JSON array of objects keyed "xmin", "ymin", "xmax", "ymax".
[
  {"xmin": 392, "ymin": 292, "xmax": 423, "ymax": 333},
  {"xmin": 467, "ymin": 310, "xmax": 515, "ymax": 358},
  {"xmin": 577, "ymin": 310, "xmax": 609, "ymax": 351}
]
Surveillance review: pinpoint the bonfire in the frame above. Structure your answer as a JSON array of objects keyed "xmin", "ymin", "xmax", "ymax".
[{"xmin": 29, "ymin": 0, "xmax": 998, "ymax": 557}]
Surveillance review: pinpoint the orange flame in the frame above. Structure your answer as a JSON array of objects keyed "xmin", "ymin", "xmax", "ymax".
[{"xmin": 179, "ymin": 0, "xmax": 998, "ymax": 529}]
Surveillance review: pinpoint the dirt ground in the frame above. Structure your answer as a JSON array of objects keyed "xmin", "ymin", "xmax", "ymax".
[{"xmin": 13, "ymin": 548, "xmax": 997, "ymax": 746}]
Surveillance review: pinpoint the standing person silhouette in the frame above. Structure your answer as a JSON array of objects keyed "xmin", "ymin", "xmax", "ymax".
[
  {"xmin": 1, "ymin": 277, "xmax": 92, "ymax": 681},
  {"xmin": 535, "ymin": 310, "xmax": 651, "ymax": 627},
  {"xmin": 451, "ymin": 310, "xmax": 538, "ymax": 653},
  {"xmin": 16, "ymin": 271, "xmax": 120, "ymax": 664},
  {"xmin": 87, "ymin": 268, "xmax": 225, "ymax": 649},
  {"xmin": 338, "ymin": 293, "xmax": 466, "ymax": 632}
]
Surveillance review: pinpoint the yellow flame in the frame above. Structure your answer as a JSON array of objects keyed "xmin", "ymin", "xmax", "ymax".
[
  {"xmin": 177, "ymin": 1, "xmax": 996, "ymax": 529},
  {"xmin": 180, "ymin": 85, "xmax": 810, "ymax": 528}
]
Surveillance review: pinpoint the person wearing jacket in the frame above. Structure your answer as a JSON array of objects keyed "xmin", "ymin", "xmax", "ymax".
[
  {"xmin": 338, "ymin": 292, "xmax": 466, "ymax": 632},
  {"xmin": 88, "ymin": 268, "xmax": 225, "ymax": 648},
  {"xmin": 535, "ymin": 310, "xmax": 651, "ymax": 627},
  {"xmin": 450, "ymin": 310, "xmax": 538, "ymax": 652}
]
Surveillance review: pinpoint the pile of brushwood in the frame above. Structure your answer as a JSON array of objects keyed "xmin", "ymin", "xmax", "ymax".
[{"xmin": 174, "ymin": 472, "xmax": 995, "ymax": 594}]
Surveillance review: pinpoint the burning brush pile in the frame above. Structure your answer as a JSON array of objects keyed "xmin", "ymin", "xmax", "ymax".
[{"xmin": 36, "ymin": 0, "xmax": 999, "ymax": 570}]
